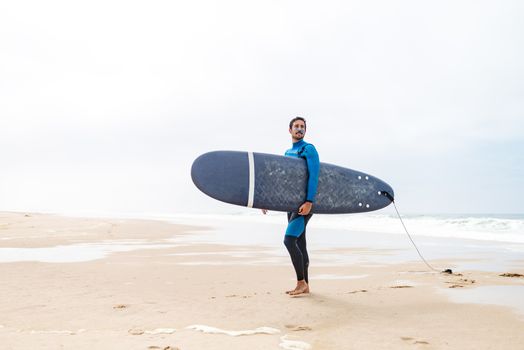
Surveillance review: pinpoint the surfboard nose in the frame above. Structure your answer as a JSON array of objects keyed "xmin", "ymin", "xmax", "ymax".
[
  {"xmin": 191, "ymin": 151, "xmax": 250, "ymax": 206},
  {"xmin": 379, "ymin": 186, "xmax": 395, "ymax": 203},
  {"xmin": 372, "ymin": 177, "xmax": 394, "ymax": 206}
]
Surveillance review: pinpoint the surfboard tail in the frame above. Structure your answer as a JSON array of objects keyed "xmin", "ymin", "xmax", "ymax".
[{"xmin": 191, "ymin": 151, "xmax": 251, "ymax": 207}]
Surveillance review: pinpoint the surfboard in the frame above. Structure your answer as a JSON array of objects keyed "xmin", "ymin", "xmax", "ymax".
[{"xmin": 191, "ymin": 151, "xmax": 394, "ymax": 214}]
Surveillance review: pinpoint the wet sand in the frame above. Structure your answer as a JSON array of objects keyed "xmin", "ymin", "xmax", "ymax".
[{"xmin": 1, "ymin": 212, "xmax": 524, "ymax": 349}]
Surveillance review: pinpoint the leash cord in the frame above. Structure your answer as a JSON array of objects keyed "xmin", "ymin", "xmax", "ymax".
[{"xmin": 390, "ymin": 199, "xmax": 441, "ymax": 273}]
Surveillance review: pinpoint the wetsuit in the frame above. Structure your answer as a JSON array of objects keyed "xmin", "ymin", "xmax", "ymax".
[{"xmin": 283, "ymin": 139, "xmax": 320, "ymax": 283}]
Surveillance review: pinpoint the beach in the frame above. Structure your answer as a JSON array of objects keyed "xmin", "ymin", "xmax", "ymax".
[{"xmin": 1, "ymin": 211, "xmax": 524, "ymax": 350}]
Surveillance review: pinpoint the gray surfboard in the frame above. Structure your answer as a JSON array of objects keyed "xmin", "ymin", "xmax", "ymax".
[{"xmin": 191, "ymin": 151, "xmax": 394, "ymax": 214}]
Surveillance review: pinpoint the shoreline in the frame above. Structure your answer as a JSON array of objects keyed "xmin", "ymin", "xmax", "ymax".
[
  {"xmin": 3, "ymin": 209, "xmax": 524, "ymax": 244},
  {"xmin": 1, "ymin": 211, "xmax": 524, "ymax": 349}
]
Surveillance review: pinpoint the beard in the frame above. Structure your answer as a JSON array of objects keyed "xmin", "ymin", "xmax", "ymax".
[{"xmin": 293, "ymin": 131, "xmax": 305, "ymax": 139}]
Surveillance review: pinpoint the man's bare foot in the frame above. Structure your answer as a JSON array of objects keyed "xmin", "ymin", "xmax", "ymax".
[
  {"xmin": 285, "ymin": 281, "xmax": 304, "ymax": 294},
  {"xmin": 288, "ymin": 281, "xmax": 309, "ymax": 296}
]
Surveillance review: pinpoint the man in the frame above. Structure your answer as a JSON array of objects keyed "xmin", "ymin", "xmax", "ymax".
[{"xmin": 262, "ymin": 117, "xmax": 320, "ymax": 296}]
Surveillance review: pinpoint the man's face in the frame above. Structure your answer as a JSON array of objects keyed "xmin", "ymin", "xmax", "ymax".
[{"xmin": 289, "ymin": 120, "xmax": 306, "ymax": 140}]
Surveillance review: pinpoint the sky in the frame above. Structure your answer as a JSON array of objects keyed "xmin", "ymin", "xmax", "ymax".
[{"xmin": 1, "ymin": 0, "xmax": 523, "ymax": 216}]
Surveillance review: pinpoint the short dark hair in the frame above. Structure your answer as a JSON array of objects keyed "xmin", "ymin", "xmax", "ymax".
[{"xmin": 289, "ymin": 116, "xmax": 306, "ymax": 129}]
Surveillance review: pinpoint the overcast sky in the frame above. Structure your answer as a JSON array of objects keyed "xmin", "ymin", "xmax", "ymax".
[{"xmin": 1, "ymin": 0, "xmax": 523, "ymax": 215}]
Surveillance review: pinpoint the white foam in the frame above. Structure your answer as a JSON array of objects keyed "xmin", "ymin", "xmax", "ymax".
[
  {"xmin": 310, "ymin": 214, "xmax": 524, "ymax": 244},
  {"xmin": 153, "ymin": 212, "xmax": 524, "ymax": 244},
  {"xmin": 186, "ymin": 325, "xmax": 280, "ymax": 336},
  {"xmin": 145, "ymin": 328, "xmax": 177, "ymax": 335},
  {"xmin": 279, "ymin": 335, "xmax": 312, "ymax": 350}
]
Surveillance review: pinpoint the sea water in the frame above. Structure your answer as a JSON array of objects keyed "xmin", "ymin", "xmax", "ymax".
[
  {"xmin": 1, "ymin": 211, "xmax": 523, "ymax": 271},
  {"xmin": 157, "ymin": 212, "xmax": 524, "ymax": 272}
]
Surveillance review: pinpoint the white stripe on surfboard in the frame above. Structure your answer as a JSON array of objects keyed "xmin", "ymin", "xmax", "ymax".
[{"xmin": 247, "ymin": 152, "xmax": 255, "ymax": 208}]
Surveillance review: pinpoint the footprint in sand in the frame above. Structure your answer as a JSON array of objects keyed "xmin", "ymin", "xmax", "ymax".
[
  {"xmin": 129, "ymin": 328, "xmax": 145, "ymax": 335},
  {"xmin": 500, "ymin": 273, "xmax": 524, "ymax": 278},
  {"xmin": 347, "ymin": 289, "xmax": 368, "ymax": 294},
  {"xmin": 225, "ymin": 294, "xmax": 252, "ymax": 298},
  {"xmin": 401, "ymin": 337, "xmax": 429, "ymax": 345},
  {"xmin": 445, "ymin": 278, "xmax": 475, "ymax": 288}
]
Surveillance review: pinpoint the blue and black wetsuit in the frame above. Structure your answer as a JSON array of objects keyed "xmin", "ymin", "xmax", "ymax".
[{"xmin": 283, "ymin": 139, "xmax": 320, "ymax": 283}]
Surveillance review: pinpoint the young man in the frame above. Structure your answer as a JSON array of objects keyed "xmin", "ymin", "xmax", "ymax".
[{"xmin": 262, "ymin": 117, "xmax": 320, "ymax": 296}]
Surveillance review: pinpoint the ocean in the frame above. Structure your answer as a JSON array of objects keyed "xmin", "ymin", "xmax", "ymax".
[
  {"xmin": 147, "ymin": 212, "xmax": 524, "ymax": 244},
  {"xmin": 4, "ymin": 210, "xmax": 523, "ymax": 272}
]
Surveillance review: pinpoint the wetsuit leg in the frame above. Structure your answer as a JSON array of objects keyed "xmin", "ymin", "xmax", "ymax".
[
  {"xmin": 284, "ymin": 212, "xmax": 312, "ymax": 282},
  {"xmin": 296, "ymin": 230, "xmax": 309, "ymax": 284}
]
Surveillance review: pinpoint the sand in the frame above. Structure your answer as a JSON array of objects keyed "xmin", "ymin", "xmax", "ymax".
[{"xmin": 1, "ymin": 211, "xmax": 524, "ymax": 349}]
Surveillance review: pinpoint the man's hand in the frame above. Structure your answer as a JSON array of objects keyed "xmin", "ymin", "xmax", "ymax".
[
  {"xmin": 261, "ymin": 209, "xmax": 268, "ymax": 215},
  {"xmin": 298, "ymin": 202, "xmax": 312, "ymax": 216}
]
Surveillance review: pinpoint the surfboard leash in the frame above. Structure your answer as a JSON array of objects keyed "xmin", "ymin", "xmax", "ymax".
[{"xmin": 382, "ymin": 192, "xmax": 451, "ymax": 274}]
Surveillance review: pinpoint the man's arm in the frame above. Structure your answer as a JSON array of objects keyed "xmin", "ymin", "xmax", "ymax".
[
  {"xmin": 304, "ymin": 144, "xmax": 320, "ymax": 202},
  {"xmin": 298, "ymin": 144, "xmax": 319, "ymax": 215}
]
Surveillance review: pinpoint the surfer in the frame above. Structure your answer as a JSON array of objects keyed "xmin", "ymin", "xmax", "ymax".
[{"xmin": 262, "ymin": 117, "xmax": 320, "ymax": 296}]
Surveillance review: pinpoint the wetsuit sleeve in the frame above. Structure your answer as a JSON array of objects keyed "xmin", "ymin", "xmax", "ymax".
[{"xmin": 303, "ymin": 144, "xmax": 320, "ymax": 203}]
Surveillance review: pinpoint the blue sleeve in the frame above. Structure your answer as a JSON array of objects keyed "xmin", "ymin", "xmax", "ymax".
[{"xmin": 303, "ymin": 144, "xmax": 320, "ymax": 202}]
